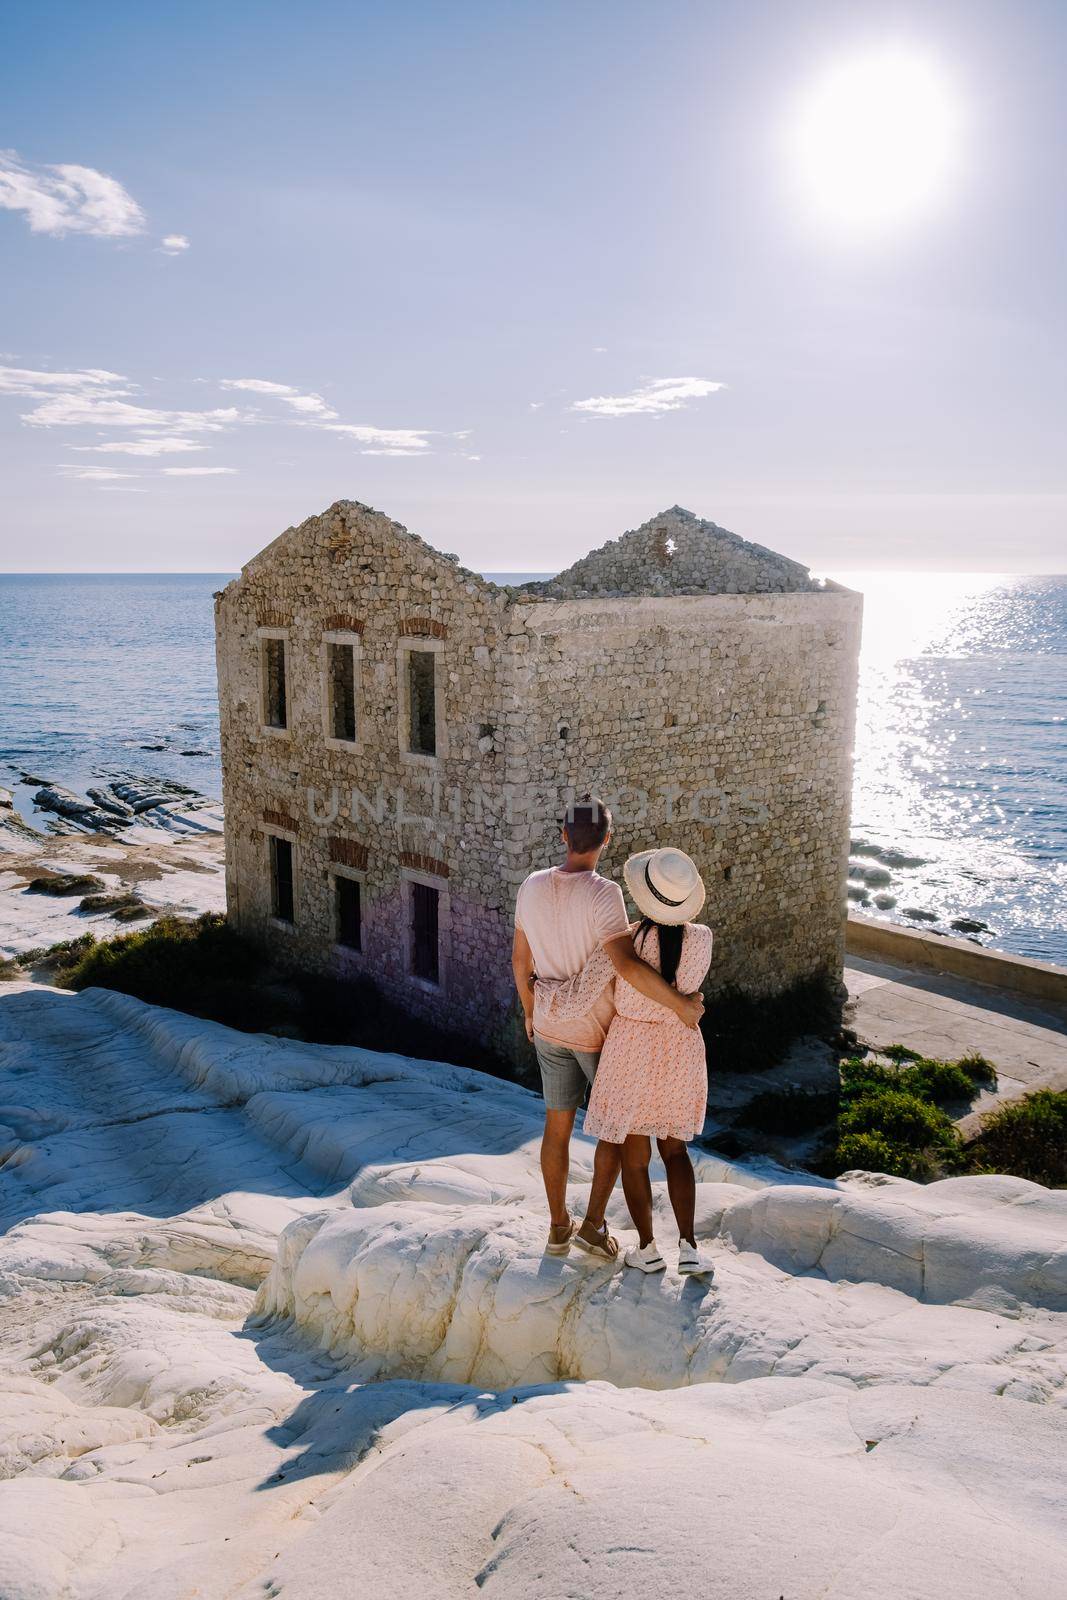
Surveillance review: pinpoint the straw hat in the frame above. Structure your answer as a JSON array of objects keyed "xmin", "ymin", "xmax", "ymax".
[{"xmin": 623, "ymin": 847, "xmax": 706, "ymax": 925}]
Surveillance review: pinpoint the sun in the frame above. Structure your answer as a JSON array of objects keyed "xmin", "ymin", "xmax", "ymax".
[{"xmin": 792, "ymin": 48, "xmax": 958, "ymax": 231}]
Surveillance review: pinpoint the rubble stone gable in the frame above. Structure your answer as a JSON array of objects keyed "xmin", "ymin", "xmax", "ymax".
[
  {"xmin": 520, "ymin": 506, "xmax": 818, "ymax": 599},
  {"xmin": 218, "ymin": 499, "xmax": 500, "ymax": 608}
]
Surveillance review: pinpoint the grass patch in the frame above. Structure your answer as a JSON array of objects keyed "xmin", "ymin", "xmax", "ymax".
[
  {"xmin": 2, "ymin": 931, "xmax": 99, "ymax": 981},
  {"xmin": 967, "ymin": 1090, "xmax": 1067, "ymax": 1188},
  {"xmin": 27, "ymin": 873, "xmax": 106, "ymax": 896},
  {"xmin": 79, "ymin": 891, "xmax": 151, "ymax": 920},
  {"xmin": 881, "ymin": 1043, "xmax": 922, "ymax": 1063},
  {"xmin": 54, "ymin": 914, "xmax": 278, "ymax": 1032},
  {"xmin": 956, "ymin": 1051, "xmax": 998, "ymax": 1087}
]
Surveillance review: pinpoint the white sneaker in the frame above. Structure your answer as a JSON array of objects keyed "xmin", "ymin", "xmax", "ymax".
[
  {"xmin": 624, "ymin": 1240, "xmax": 666, "ymax": 1273},
  {"xmin": 677, "ymin": 1239, "xmax": 715, "ymax": 1278}
]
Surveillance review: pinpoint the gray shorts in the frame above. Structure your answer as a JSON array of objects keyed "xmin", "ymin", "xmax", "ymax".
[{"xmin": 533, "ymin": 1033, "xmax": 600, "ymax": 1112}]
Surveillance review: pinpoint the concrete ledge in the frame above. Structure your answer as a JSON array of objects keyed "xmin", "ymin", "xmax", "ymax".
[{"xmin": 846, "ymin": 913, "xmax": 1067, "ymax": 1006}]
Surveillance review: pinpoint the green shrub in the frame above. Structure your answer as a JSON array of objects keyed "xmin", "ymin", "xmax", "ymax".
[
  {"xmin": 840, "ymin": 1057, "xmax": 898, "ymax": 1101},
  {"xmin": 840, "ymin": 1088, "xmax": 958, "ymax": 1149},
  {"xmin": 967, "ymin": 1091, "xmax": 1067, "ymax": 1188},
  {"xmin": 881, "ymin": 1043, "xmax": 923, "ymax": 1063},
  {"xmin": 827, "ymin": 1079, "xmax": 966, "ymax": 1180},
  {"xmin": 840, "ymin": 1055, "xmax": 981, "ymax": 1108},
  {"xmin": 956, "ymin": 1051, "xmax": 998, "ymax": 1088},
  {"xmin": 833, "ymin": 1129, "xmax": 931, "ymax": 1180},
  {"xmin": 54, "ymin": 913, "xmax": 282, "ymax": 1033},
  {"xmin": 901, "ymin": 1059, "xmax": 978, "ymax": 1105}
]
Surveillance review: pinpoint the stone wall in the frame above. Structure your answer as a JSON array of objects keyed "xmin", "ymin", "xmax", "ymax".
[
  {"xmin": 215, "ymin": 499, "xmax": 861, "ymax": 1064},
  {"xmin": 498, "ymin": 592, "xmax": 862, "ymax": 1000},
  {"xmin": 521, "ymin": 505, "xmax": 818, "ymax": 600},
  {"xmin": 215, "ymin": 501, "xmax": 523, "ymax": 1058}
]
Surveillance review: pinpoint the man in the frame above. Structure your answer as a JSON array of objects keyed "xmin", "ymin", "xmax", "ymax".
[{"xmin": 512, "ymin": 795, "xmax": 705, "ymax": 1260}]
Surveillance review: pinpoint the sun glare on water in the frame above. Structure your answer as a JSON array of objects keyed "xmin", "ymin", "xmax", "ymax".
[{"xmin": 792, "ymin": 47, "xmax": 959, "ymax": 231}]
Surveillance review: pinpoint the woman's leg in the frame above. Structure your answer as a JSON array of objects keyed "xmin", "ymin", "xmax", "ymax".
[
  {"xmin": 657, "ymin": 1136, "xmax": 696, "ymax": 1246},
  {"xmin": 621, "ymin": 1135, "xmax": 655, "ymax": 1246}
]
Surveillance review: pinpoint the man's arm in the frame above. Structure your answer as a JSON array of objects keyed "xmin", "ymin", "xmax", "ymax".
[
  {"xmin": 511, "ymin": 926, "xmax": 536, "ymax": 1041},
  {"xmin": 603, "ymin": 933, "xmax": 705, "ymax": 1029}
]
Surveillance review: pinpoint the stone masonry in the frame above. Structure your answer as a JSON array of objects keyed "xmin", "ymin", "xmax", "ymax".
[{"xmin": 214, "ymin": 501, "xmax": 862, "ymax": 1063}]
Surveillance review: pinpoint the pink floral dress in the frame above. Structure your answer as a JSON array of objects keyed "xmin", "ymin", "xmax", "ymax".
[{"xmin": 582, "ymin": 923, "xmax": 712, "ymax": 1144}]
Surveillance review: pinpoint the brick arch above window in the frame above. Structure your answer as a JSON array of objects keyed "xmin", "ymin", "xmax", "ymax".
[
  {"xmin": 399, "ymin": 849, "xmax": 449, "ymax": 878},
  {"xmin": 330, "ymin": 837, "xmax": 369, "ymax": 870},
  {"xmin": 262, "ymin": 806, "xmax": 297, "ymax": 832},
  {"xmin": 399, "ymin": 617, "xmax": 448, "ymax": 640}
]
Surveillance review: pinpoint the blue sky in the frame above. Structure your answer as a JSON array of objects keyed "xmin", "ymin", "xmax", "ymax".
[{"xmin": 2, "ymin": 0, "xmax": 1064, "ymax": 573}]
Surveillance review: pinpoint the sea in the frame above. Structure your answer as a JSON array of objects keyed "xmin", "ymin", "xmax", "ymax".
[{"xmin": 1, "ymin": 570, "xmax": 1064, "ymax": 965}]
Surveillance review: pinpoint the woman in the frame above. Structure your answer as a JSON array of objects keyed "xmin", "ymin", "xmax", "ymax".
[{"xmin": 583, "ymin": 847, "xmax": 715, "ymax": 1276}]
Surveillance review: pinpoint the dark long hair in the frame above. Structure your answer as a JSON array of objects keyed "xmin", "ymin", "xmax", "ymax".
[{"xmin": 636, "ymin": 917, "xmax": 685, "ymax": 988}]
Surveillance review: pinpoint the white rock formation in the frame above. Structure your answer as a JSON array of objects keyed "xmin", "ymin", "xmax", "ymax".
[{"xmin": 0, "ymin": 984, "xmax": 1064, "ymax": 1597}]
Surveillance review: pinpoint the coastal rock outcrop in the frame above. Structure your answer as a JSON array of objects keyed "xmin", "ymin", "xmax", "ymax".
[{"xmin": 0, "ymin": 985, "xmax": 1064, "ymax": 1598}]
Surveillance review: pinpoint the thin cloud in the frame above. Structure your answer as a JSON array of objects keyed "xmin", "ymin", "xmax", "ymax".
[
  {"xmin": 219, "ymin": 379, "xmax": 470, "ymax": 453},
  {"xmin": 0, "ymin": 365, "xmax": 129, "ymax": 398},
  {"xmin": 570, "ymin": 376, "xmax": 726, "ymax": 418},
  {"xmin": 220, "ymin": 377, "xmax": 337, "ymax": 419},
  {"xmin": 0, "ymin": 365, "xmax": 244, "ymax": 435},
  {"xmin": 160, "ymin": 234, "xmax": 189, "ymax": 254},
  {"xmin": 0, "ymin": 151, "xmax": 146, "ymax": 238},
  {"xmin": 323, "ymin": 423, "xmax": 439, "ymax": 456},
  {"xmin": 73, "ymin": 437, "xmax": 207, "ymax": 456},
  {"xmin": 219, "ymin": 378, "xmax": 294, "ymax": 396},
  {"xmin": 286, "ymin": 393, "xmax": 334, "ymax": 415},
  {"xmin": 24, "ymin": 394, "xmax": 245, "ymax": 431},
  {"xmin": 359, "ymin": 448, "xmax": 429, "ymax": 457},
  {"xmin": 59, "ymin": 463, "xmax": 140, "ymax": 481},
  {"xmin": 162, "ymin": 466, "xmax": 237, "ymax": 475}
]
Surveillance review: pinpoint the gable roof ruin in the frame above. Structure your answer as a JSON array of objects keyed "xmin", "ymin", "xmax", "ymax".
[
  {"xmin": 230, "ymin": 500, "xmax": 822, "ymax": 603},
  {"xmin": 513, "ymin": 506, "xmax": 817, "ymax": 599}
]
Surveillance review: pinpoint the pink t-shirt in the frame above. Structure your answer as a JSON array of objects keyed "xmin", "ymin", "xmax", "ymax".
[{"xmin": 515, "ymin": 867, "xmax": 630, "ymax": 1050}]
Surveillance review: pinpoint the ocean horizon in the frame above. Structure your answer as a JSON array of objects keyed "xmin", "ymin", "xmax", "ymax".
[{"xmin": 1, "ymin": 569, "xmax": 1064, "ymax": 965}]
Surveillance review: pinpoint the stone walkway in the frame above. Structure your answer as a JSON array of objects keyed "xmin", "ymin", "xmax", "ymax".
[{"xmin": 845, "ymin": 955, "xmax": 1067, "ymax": 1127}]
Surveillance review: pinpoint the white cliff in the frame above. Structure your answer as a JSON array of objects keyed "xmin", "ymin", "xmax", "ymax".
[{"xmin": 0, "ymin": 984, "xmax": 1064, "ymax": 1598}]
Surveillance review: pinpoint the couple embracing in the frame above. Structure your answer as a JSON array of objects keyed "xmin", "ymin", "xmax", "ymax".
[{"xmin": 512, "ymin": 794, "xmax": 714, "ymax": 1277}]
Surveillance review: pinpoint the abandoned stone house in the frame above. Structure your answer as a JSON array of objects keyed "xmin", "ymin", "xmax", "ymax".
[{"xmin": 214, "ymin": 501, "xmax": 862, "ymax": 1061}]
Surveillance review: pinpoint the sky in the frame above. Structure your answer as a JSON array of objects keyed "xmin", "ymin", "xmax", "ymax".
[{"xmin": 1, "ymin": 0, "xmax": 1064, "ymax": 574}]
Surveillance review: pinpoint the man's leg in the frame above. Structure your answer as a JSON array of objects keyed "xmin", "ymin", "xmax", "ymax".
[
  {"xmin": 533, "ymin": 1036, "xmax": 587, "ymax": 1229},
  {"xmin": 571, "ymin": 1047, "xmax": 622, "ymax": 1253},
  {"xmin": 541, "ymin": 1107, "xmax": 578, "ymax": 1226}
]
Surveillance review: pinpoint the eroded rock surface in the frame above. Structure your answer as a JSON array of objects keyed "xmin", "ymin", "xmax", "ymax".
[{"xmin": 0, "ymin": 986, "xmax": 1064, "ymax": 1598}]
